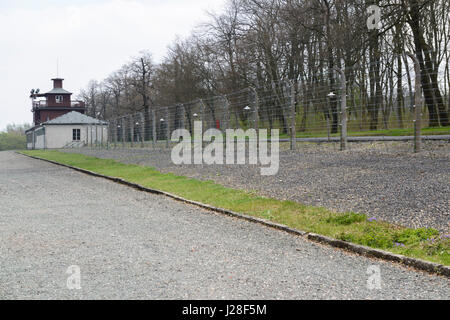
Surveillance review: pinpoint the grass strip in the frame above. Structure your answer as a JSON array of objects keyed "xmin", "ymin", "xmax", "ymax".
[
  {"xmin": 21, "ymin": 150, "xmax": 449, "ymax": 266},
  {"xmin": 278, "ymin": 126, "xmax": 450, "ymax": 139}
]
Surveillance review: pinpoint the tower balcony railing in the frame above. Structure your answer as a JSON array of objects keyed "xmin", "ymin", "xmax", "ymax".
[
  {"xmin": 32, "ymin": 100, "xmax": 86, "ymax": 109},
  {"xmin": 70, "ymin": 101, "xmax": 86, "ymax": 108},
  {"xmin": 32, "ymin": 100, "xmax": 48, "ymax": 108}
]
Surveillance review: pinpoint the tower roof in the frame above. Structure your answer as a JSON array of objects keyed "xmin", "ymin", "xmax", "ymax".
[
  {"xmin": 45, "ymin": 88, "xmax": 72, "ymax": 95},
  {"xmin": 43, "ymin": 111, "xmax": 107, "ymax": 125}
]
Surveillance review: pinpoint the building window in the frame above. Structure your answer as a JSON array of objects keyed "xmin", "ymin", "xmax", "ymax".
[
  {"xmin": 56, "ymin": 95, "xmax": 63, "ymax": 103},
  {"xmin": 73, "ymin": 129, "xmax": 81, "ymax": 141}
]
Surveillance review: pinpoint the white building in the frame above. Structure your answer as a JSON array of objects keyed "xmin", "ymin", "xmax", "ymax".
[{"xmin": 26, "ymin": 111, "xmax": 108, "ymax": 149}]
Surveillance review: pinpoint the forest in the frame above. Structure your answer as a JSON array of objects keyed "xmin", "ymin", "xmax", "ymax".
[
  {"xmin": 0, "ymin": 124, "xmax": 30, "ymax": 151},
  {"xmin": 78, "ymin": 0, "xmax": 450, "ymax": 138}
]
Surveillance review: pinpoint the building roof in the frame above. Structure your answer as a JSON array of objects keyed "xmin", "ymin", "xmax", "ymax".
[
  {"xmin": 45, "ymin": 88, "xmax": 72, "ymax": 95},
  {"xmin": 43, "ymin": 111, "xmax": 108, "ymax": 125}
]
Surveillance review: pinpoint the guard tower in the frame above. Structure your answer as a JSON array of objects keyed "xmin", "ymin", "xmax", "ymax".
[{"xmin": 30, "ymin": 78, "xmax": 86, "ymax": 126}]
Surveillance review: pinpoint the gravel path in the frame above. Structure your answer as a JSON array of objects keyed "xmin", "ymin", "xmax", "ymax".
[
  {"xmin": 62, "ymin": 141, "xmax": 450, "ymax": 233},
  {"xmin": 0, "ymin": 150, "xmax": 449, "ymax": 299}
]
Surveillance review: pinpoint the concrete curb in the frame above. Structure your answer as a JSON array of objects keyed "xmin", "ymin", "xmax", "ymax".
[{"xmin": 18, "ymin": 152, "xmax": 450, "ymax": 278}]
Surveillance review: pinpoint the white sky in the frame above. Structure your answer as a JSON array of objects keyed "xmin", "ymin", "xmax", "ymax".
[{"xmin": 0, "ymin": 0, "xmax": 226, "ymax": 131}]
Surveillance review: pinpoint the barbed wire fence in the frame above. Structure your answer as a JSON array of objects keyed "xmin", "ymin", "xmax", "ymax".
[{"xmin": 84, "ymin": 52, "xmax": 450, "ymax": 154}]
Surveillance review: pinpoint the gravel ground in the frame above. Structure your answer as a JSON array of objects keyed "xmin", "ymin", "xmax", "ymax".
[
  {"xmin": 0, "ymin": 150, "xmax": 449, "ymax": 299},
  {"xmin": 62, "ymin": 140, "xmax": 450, "ymax": 233}
]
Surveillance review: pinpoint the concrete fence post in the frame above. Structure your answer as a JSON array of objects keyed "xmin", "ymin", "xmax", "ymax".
[
  {"xmin": 199, "ymin": 99, "xmax": 205, "ymax": 147},
  {"xmin": 334, "ymin": 66, "xmax": 347, "ymax": 151},
  {"xmin": 108, "ymin": 119, "xmax": 111, "ymax": 148},
  {"xmin": 252, "ymin": 88, "xmax": 259, "ymax": 138},
  {"xmin": 95, "ymin": 124, "xmax": 99, "ymax": 148},
  {"xmin": 130, "ymin": 115, "xmax": 134, "ymax": 148},
  {"xmin": 140, "ymin": 112, "xmax": 145, "ymax": 148},
  {"xmin": 114, "ymin": 119, "xmax": 117, "ymax": 148},
  {"xmin": 181, "ymin": 104, "xmax": 186, "ymax": 131},
  {"xmin": 199, "ymin": 99, "xmax": 205, "ymax": 131},
  {"xmin": 222, "ymin": 95, "xmax": 230, "ymax": 147},
  {"xmin": 290, "ymin": 81, "xmax": 297, "ymax": 150},
  {"xmin": 326, "ymin": 117, "xmax": 331, "ymax": 142},
  {"xmin": 406, "ymin": 52, "xmax": 422, "ymax": 153},
  {"xmin": 152, "ymin": 109, "xmax": 157, "ymax": 148},
  {"xmin": 106, "ymin": 121, "xmax": 109, "ymax": 149},
  {"xmin": 166, "ymin": 107, "xmax": 170, "ymax": 149},
  {"xmin": 90, "ymin": 125, "xmax": 93, "ymax": 148},
  {"xmin": 100, "ymin": 124, "xmax": 105, "ymax": 149},
  {"xmin": 223, "ymin": 95, "xmax": 230, "ymax": 131},
  {"xmin": 248, "ymin": 87, "xmax": 259, "ymax": 151},
  {"xmin": 122, "ymin": 117, "xmax": 126, "ymax": 148},
  {"xmin": 147, "ymin": 107, "xmax": 152, "ymax": 144}
]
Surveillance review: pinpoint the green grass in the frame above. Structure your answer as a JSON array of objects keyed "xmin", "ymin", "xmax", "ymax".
[
  {"xmin": 346, "ymin": 126, "xmax": 450, "ymax": 137},
  {"xmin": 276, "ymin": 126, "xmax": 450, "ymax": 139},
  {"xmin": 20, "ymin": 150, "xmax": 449, "ymax": 266}
]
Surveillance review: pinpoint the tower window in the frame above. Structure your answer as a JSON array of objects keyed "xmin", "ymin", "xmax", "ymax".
[{"xmin": 56, "ymin": 95, "xmax": 63, "ymax": 103}]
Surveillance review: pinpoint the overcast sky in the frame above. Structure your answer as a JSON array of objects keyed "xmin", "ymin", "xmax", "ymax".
[{"xmin": 0, "ymin": 0, "xmax": 226, "ymax": 131}]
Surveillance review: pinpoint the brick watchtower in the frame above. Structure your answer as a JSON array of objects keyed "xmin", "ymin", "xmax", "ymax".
[{"xmin": 30, "ymin": 78, "xmax": 85, "ymax": 126}]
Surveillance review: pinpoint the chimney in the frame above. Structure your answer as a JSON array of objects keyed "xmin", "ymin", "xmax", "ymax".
[{"xmin": 51, "ymin": 78, "xmax": 64, "ymax": 89}]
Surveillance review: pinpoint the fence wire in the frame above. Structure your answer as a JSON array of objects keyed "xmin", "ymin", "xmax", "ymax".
[{"xmin": 83, "ymin": 55, "xmax": 449, "ymax": 153}]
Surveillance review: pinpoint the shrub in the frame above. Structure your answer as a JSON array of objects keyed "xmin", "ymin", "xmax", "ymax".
[{"xmin": 0, "ymin": 132, "xmax": 26, "ymax": 151}]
